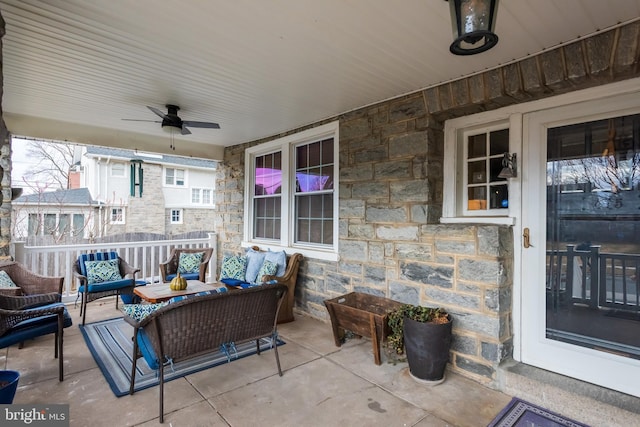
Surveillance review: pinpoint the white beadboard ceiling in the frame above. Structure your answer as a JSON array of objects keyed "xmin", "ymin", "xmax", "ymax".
[{"xmin": 1, "ymin": 0, "xmax": 639, "ymax": 160}]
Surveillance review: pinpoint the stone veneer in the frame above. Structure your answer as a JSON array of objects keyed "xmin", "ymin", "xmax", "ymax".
[
  {"xmin": 0, "ymin": 13, "xmax": 10, "ymax": 258},
  {"xmin": 216, "ymin": 22, "xmax": 640, "ymax": 386}
]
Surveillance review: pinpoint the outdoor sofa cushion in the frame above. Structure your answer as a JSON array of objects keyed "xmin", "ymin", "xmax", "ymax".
[{"xmin": 0, "ymin": 303, "xmax": 72, "ymax": 347}]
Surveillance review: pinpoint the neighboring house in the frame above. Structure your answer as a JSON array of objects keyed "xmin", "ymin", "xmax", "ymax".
[
  {"xmin": 74, "ymin": 146, "xmax": 217, "ymax": 236},
  {"xmin": 12, "ymin": 187, "xmax": 101, "ymax": 242},
  {"xmin": 12, "ymin": 146, "xmax": 217, "ymax": 242}
]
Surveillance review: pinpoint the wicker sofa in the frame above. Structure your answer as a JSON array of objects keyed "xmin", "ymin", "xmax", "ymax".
[{"xmin": 124, "ymin": 284, "xmax": 287, "ymax": 423}]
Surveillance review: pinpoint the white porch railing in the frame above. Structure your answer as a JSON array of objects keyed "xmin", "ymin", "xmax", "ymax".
[{"xmin": 13, "ymin": 232, "xmax": 218, "ymax": 303}]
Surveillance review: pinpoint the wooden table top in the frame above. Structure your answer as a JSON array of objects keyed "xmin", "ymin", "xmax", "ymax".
[{"xmin": 133, "ymin": 280, "xmax": 220, "ymax": 303}]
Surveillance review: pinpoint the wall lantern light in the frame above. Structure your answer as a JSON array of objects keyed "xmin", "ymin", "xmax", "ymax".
[
  {"xmin": 498, "ymin": 152, "xmax": 517, "ymax": 179},
  {"xmin": 447, "ymin": 0, "xmax": 499, "ymax": 55}
]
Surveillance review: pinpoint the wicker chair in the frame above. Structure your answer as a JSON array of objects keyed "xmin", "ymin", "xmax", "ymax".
[
  {"xmin": 0, "ymin": 261, "xmax": 64, "ymax": 297},
  {"xmin": 0, "ymin": 292, "xmax": 72, "ymax": 381},
  {"xmin": 73, "ymin": 252, "xmax": 140, "ymax": 325},
  {"xmin": 125, "ymin": 284, "xmax": 287, "ymax": 423},
  {"xmin": 250, "ymin": 247, "xmax": 303, "ymax": 324},
  {"xmin": 159, "ymin": 247, "xmax": 213, "ymax": 283}
]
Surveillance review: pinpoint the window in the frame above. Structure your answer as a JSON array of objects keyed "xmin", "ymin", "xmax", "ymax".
[
  {"xmin": 464, "ymin": 127, "xmax": 509, "ymax": 213},
  {"xmin": 165, "ymin": 168, "xmax": 185, "ymax": 186},
  {"xmin": 191, "ymin": 188, "xmax": 214, "ymax": 205},
  {"xmin": 111, "ymin": 163, "xmax": 125, "ymax": 177},
  {"xmin": 244, "ymin": 121, "xmax": 339, "ymax": 259},
  {"xmin": 110, "ymin": 207, "xmax": 125, "ymax": 224},
  {"xmin": 443, "ymin": 115, "xmax": 518, "ymax": 224},
  {"xmin": 170, "ymin": 209, "xmax": 182, "ymax": 224}
]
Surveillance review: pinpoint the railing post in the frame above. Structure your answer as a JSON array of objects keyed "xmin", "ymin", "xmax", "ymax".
[
  {"xmin": 590, "ymin": 245, "xmax": 601, "ymax": 309},
  {"xmin": 207, "ymin": 232, "xmax": 217, "ymax": 283},
  {"xmin": 13, "ymin": 241, "xmax": 25, "ymax": 264}
]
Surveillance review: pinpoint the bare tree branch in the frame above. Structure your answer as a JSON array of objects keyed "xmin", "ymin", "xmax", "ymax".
[{"xmin": 23, "ymin": 140, "xmax": 75, "ymax": 190}]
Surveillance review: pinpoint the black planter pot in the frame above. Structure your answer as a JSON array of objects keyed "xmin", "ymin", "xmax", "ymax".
[{"xmin": 403, "ymin": 316, "xmax": 452, "ymax": 383}]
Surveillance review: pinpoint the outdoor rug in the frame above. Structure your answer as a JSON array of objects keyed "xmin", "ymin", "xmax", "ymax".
[
  {"xmin": 488, "ymin": 397, "xmax": 590, "ymax": 427},
  {"xmin": 80, "ymin": 317, "xmax": 284, "ymax": 397}
]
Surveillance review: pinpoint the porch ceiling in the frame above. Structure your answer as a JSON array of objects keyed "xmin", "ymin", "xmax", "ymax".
[{"xmin": 1, "ymin": 0, "xmax": 639, "ymax": 160}]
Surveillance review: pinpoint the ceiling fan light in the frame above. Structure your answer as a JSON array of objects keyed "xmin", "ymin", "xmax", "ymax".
[{"xmin": 448, "ymin": 0, "xmax": 499, "ymax": 56}]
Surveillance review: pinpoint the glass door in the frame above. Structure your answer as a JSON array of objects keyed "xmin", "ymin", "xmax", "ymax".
[{"xmin": 521, "ymin": 94, "xmax": 640, "ymax": 397}]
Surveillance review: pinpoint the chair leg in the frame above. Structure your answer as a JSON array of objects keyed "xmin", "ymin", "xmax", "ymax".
[
  {"xmin": 256, "ymin": 339, "xmax": 261, "ymax": 355},
  {"xmin": 54, "ymin": 332, "xmax": 59, "ymax": 359},
  {"xmin": 115, "ymin": 291, "xmax": 120, "ymax": 309},
  {"xmin": 58, "ymin": 312, "xmax": 64, "ymax": 381},
  {"xmin": 129, "ymin": 329, "xmax": 139, "ymax": 395},
  {"xmin": 274, "ymin": 342, "xmax": 282, "ymax": 377},
  {"xmin": 82, "ymin": 292, "xmax": 88, "ymax": 326},
  {"xmin": 159, "ymin": 362, "xmax": 165, "ymax": 423}
]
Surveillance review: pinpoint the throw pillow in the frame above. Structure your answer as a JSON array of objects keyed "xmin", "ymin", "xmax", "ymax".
[
  {"xmin": 122, "ymin": 302, "xmax": 167, "ymax": 322},
  {"xmin": 244, "ymin": 247, "xmax": 266, "ymax": 283},
  {"xmin": 0, "ymin": 271, "xmax": 17, "ymax": 288},
  {"xmin": 84, "ymin": 259, "xmax": 122, "ymax": 284},
  {"xmin": 178, "ymin": 252, "xmax": 204, "ymax": 274},
  {"xmin": 256, "ymin": 260, "xmax": 278, "ymax": 283},
  {"xmin": 264, "ymin": 249, "xmax": 287, "ymax": 277},
  {"xmin": 219, "ymin": 255, "xmax": 247, "ymax": 281}
]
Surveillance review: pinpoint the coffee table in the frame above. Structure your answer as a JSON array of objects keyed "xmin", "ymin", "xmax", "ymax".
[{"xmin": 133, "ymin": 280, "xmax": 220, "ymax": 303}]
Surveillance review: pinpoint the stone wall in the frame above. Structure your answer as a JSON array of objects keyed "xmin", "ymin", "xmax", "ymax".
[
  {"xmin": 126, "ymin": 163, "xmax": 165, "ymax": 234},
  {"xmin": 166, "ymin": 208, "xmax": 216, "ymax": 235},
  {"xmin": 215, "ymin": 22, "xmax": 640, "ymax": 386}
]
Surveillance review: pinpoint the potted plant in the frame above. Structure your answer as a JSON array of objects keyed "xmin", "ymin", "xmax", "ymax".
[{"xmin": 387, "ymin": 304, "xmax": 452, "ymax": 384}]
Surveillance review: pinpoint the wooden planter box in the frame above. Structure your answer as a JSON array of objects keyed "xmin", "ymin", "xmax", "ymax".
[{"xmin": 324, "ymin": 292, "xmax": 402, "ymax": 365}]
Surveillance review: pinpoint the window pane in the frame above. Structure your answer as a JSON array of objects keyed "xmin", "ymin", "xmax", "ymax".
[
  {"xmin": 297, "ymin": 145, "xmax": 308, "ymax": 169},
  {"xmin": 192, "ymin": 188, "xmax": 200, "ymax": 203},
  {"xmin": 468, "ymin": 134, "xmax": 486, "ymax": 158},
  {"xmin": 489, "ymin": 184, "xmax": 509, "ymax": 209},
  {"xmin": 253, "ymin": 196, "xmax": 281, "ymax": 240},
  {"xmin": 322, "ymin": 165, "xmax": 334, "ymax": 190},
  {"xmin": 296, "ymin": 194, "xmax": 332, "ymax": 245},
  {"xmin": 176, "ymin": 169, "xmax": 185, "ymax": 186},
  {"xmin": 308, "ymin": 141, "xmax": 321, "ymax": 167},
  {"xmin": 73, "ymin": 214, "xmax": 84, "ymax": 236},
  {"xmin": 166, "ymin": 168, "xmax": 174, "ymax": 185},
  {"xmin": 44, "ymin": 214, "xmax": 56, "ymax": 234},
  {"xmin": 58, "ymin": 214, "xmax": 70, "ymax": 235},
  {"xmin": 322, "ymin": 138, "xmax": 334, "ymax": 164},
  {"xmin": 490, "ymin": 157, "xmax": 506, "ymax": 182},
  {"xmin": 468, "ymin": 187, "xmax": 487, "ymax": 210},
  {"xmin": 203, "ymin": 189, "xmax": 211, "ymax": 204},
  {"xmin": 468, "ymin": 160, "xmax": 486, "ymax": 184},
  {"xmin": 255, "ymin": 153, "xmax": 282, "ymax": 196},
  {"xmin": 489, "ymin": 129, "xmax": 510, "ymax": 155}
]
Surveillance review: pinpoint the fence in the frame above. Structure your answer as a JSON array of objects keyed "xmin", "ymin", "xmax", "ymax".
[{"xmin": 13, "ymin": 232, "xmax": 217, "ymax": 303}]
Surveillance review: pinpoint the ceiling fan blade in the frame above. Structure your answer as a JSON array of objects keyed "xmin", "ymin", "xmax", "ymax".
[
  {"xmin": 182, "ymin": 120, "xmax": 220, "ymax": 129},
  {"xmin": 147, "ymin": 106, "xmax": 168, "ymax": 119},
  {"xmin": 180, "ymin": 126, "xmax": 192, "ymax": 135},
  {"xmin": 122, "ymin": 119, "xmax": 161, "ymax": 123}
]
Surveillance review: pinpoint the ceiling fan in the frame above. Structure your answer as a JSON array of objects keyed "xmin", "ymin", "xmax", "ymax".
[{"xmin": 123, "ymin": 104, "xmax": 220, "ymax": 136}]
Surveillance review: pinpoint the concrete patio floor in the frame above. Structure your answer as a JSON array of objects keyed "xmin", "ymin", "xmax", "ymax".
[{"xmin": 2, "ymin": 298, "xmax": 514, "ymax": 426}]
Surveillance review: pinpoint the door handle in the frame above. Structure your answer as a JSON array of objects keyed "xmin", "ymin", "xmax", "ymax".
[{"xmin": 523, "ymin": 227, "xmax": 534, "ymax": 248}]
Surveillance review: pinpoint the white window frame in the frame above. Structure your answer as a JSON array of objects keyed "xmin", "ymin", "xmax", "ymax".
[
  {"xmin": 110, "ymin": 163, "xmax": 126, "ymax": 177},
  {"xmin": 243, "ymin": 121, "xmax": 339, "ymax": 261},
  {"xmin": 164, "ymin": 167, "xmax": 186, "ymax": 187},
  {"xmin": 170, "ymin": 209, "xmax": 183, "ymax": 224},
  {"xmin": 442, "ymin": 114, "xmax": 521, "ymax": 225},
  {"xmin": 110, "ymin": 207, "xmax": 125, "ymax": 224},
  {"xmin": 191, "ymin": 188, "xmax": 214, "ymax": 205}
]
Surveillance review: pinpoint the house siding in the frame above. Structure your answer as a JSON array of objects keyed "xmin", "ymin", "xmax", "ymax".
[{"xmin": 215, "ymin": 21, "xmax": 640, "ymax": 387}]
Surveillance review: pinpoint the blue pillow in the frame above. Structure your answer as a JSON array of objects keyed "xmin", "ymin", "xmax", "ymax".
[
  {"xmin": 178, "ymin": 252, "xmax": 204, "ymax": 274},
  {"xmin": 264, "ymin": 249, "xmax": 287, "ymax": 277},
  {"xmin": 85, "ymin": 259, "xmax": 122, "ymax": 284},
  {"xmin": 219, "ymin": 255, "xmax": 248, "ymax": 281},
  {"xmin": 245, "ymin": 247, "xmax": 266, "ymax": 283},
  {"xmin": 122, "ymin": 302, "xmax": 167, "ymax": 322},
  {"xmin": 256, "ymin": 260, "xmax": 278, "ymax": 283}
]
